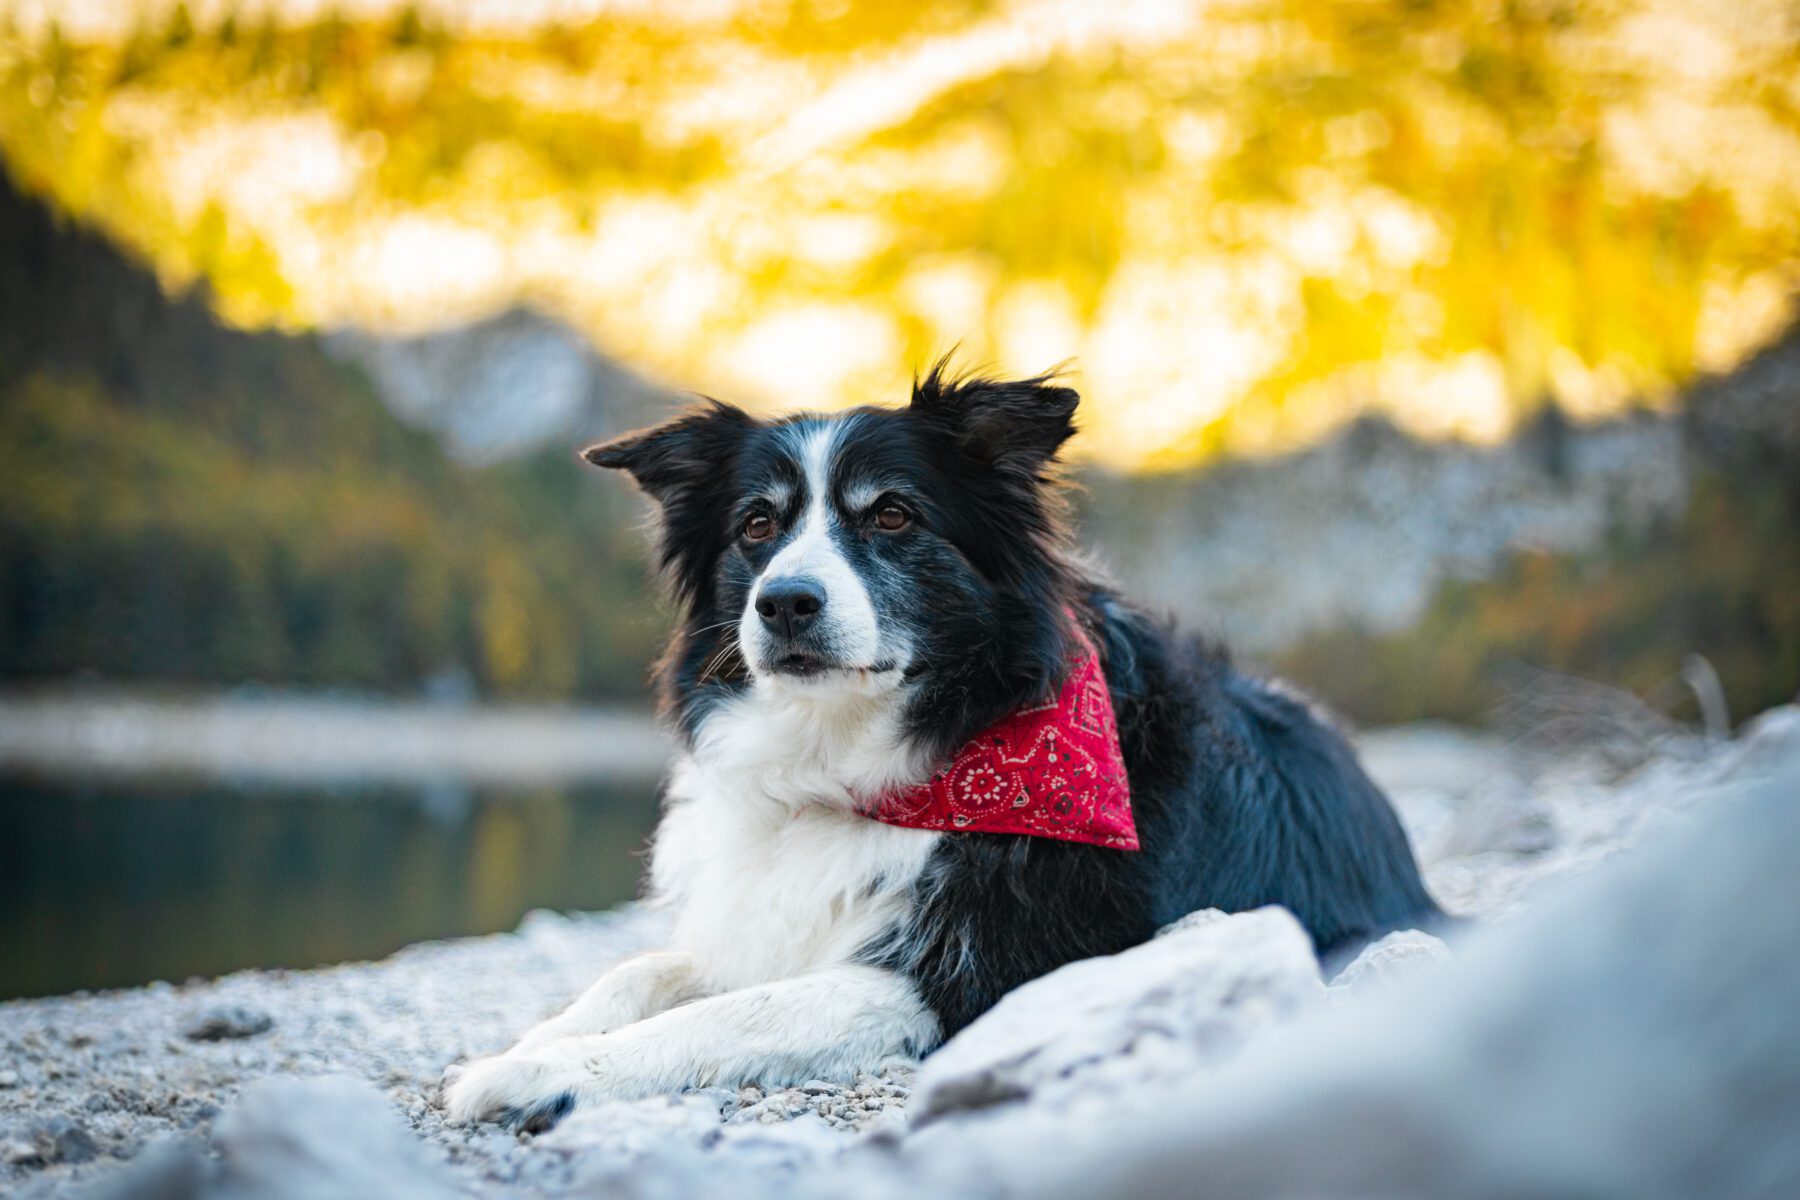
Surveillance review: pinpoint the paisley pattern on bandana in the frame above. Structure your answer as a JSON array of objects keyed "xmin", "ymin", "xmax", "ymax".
[{"xmin": 869, "ymin": 627, "xmax": 1138, "ymax": 850}]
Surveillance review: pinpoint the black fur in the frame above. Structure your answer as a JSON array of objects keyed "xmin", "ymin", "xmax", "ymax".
[
  {"xmin": 586, "ymin": 360, "xmax": 1443, "ymax": 1040},
  {"xmin": 496, "ymin": 1090, "xmax": 576, "ymax": 1135}
]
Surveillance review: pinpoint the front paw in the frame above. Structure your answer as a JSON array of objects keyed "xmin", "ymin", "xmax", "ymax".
[{"xmin": 441, "ymin": 1053, "xmax": 579, "ymax": 1133}]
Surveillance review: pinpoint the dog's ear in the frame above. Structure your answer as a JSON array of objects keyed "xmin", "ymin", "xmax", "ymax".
[
  {"xmin": 909, "ymin": 358, "xmax": 1079, "ymax": 476},
  {"xmin": 581, "ymin": 401, "xmax": 757, "ymax": 607},
  {"xmin": 580, "ymin": 401, "xmax": 756, "ymax": 507}
]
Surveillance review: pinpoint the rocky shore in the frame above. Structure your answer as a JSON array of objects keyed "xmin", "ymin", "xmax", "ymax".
[{"xmin": 4, "ymin": 706, "xmax": 1798, "ymax": 1199}]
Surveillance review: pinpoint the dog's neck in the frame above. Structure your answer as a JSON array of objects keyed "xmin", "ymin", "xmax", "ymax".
[{"xmin": 686, "ymin": 674, "xmax": 931, "ymax": 816}]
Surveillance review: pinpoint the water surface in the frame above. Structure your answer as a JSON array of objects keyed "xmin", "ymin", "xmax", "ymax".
[{"xmin": 1, "ymin": 777, "xmax": 660, "ymax": 1000}]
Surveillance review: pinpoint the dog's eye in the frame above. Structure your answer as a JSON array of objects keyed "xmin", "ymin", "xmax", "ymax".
[
  {"xmin": 873, "ymin": 503, "xmax": 910, "ymax": 533},
  {"xmin": 742, "ymin": 514, "xmax": 775, "ymax": 542}
]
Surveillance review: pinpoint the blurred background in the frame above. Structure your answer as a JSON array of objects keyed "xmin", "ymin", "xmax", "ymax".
[{"xmin": 1, "ymin": 0, "xmax": 1796, "ymax": 1001}]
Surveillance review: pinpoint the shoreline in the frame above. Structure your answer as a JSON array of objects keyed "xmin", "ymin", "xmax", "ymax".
[
  {"xmin": 2, "ymin": 708, "xmax": 1794, "ymax": 1197},
  {"xmin": 0, "ymin": 689, "xmax": 670, "ymax": 786}
]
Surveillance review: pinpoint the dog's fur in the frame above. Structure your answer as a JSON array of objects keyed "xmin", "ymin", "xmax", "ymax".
[{"xmin": 442, "ymin": 364, "xmax": 1442, "ymax": 1131}]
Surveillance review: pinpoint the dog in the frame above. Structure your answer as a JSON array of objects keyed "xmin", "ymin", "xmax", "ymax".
[{"xmin": 442, "ymin": 363, "xmax": 1443, "ymax": 1131}]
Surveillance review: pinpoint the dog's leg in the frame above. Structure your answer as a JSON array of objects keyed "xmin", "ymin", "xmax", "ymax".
[
  {"xmin": 511, "ymin": 950, "xmax": 701, "ymax": 1050},
  {"xmin": 441, "ymin": 963, "xmax": 936, "ymax": 1129},
  {"xmin": 442, "ymin": 950, "xmax": 700, "ymax": 1121}
]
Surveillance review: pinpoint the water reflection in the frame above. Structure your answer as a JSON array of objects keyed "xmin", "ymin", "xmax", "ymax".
[{"xmin": 0, "ymin": 777, "xmax": 660, "ymax": 1000}]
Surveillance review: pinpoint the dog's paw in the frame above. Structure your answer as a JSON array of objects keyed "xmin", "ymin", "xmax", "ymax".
[
  {"xmin": 495, "ymin": 1091, "xmax": 577, "ymax": 1135},
  {"xmin": 441, "ymin": 1053, "xmax": 579, "ymax": 1132}
]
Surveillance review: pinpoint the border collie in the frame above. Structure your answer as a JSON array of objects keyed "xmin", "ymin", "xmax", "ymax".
[{"xmin": 443, "ymin": 364, "xmax": 1442, "ymax": 1131}]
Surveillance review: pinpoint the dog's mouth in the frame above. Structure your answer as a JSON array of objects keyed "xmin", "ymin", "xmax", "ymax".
[
  {"xmin": 767, "ymin": 652, "xmax": 899, "ymax": 680},
  {"xmin": 771, "ymin": 651, "xmax": 827, "ymax": 678}
]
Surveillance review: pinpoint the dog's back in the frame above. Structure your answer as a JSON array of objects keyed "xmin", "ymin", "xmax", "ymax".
[
  {"xmin": 861, "ymin": 590, "xmax": 1440, "ymax": 1036},
  {"xmin": 1138, "ymin": 617, "xmax": 1441, "ymax": 953}
]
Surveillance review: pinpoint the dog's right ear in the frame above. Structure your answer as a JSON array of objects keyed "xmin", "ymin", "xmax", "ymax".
[
  {"xmin": 579, "ymin": 401, "xmax": 755, "ymax": 507},
  {"xmin": 581, "ymin": 402, "xmax": 757, "ymax": 607}
]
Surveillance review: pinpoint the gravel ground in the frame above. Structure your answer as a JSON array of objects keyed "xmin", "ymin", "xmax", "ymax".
[{"xmin": 4, "ymin": 708, "xmax": 1792, "ymax": 1198}]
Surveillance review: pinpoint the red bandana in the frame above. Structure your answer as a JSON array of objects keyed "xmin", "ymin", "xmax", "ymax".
[{"xmin": 867, "ymin": 627, "xmax": 1138, "ymax": 850}]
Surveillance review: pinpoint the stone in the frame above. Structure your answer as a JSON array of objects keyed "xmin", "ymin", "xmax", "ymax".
[
  {"xmin": 211, "ymin": 1075, "xmax": 459, "ymax": 1199},
  {"xmin": 539, "ymin": 1092, "xmax": 731, "ymax": 1164},
  {"xmin": 1153, "ymin": 906, "xmax": 1230, "ymax": 938},
  {"xmin": 1327, "ymin": 929, "xmax": 1453, "ymax": 1001},
  {"xmin": 915, "ymin": 905, "xmax": 1324, "ymax": 1120},
  {"xmin": 80, "ymin": 1138, "xmax": 210, "ymax": 1200},
  {"xmin": 36, "ymin": 1114, "xmax": 100, "ymax": 1163},
  {"xmin": 988, "ymin": 755, "xmax": 1800, "ymax": 1200},
  {"xmin": 182, "ymin": 1004, "xmax": 274, "ymax": 1042}
]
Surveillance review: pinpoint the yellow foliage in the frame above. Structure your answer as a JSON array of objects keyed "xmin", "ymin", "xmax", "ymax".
[{"xmin": 2, "ymin": 0, "xmax": 1797, "ymax": 467}]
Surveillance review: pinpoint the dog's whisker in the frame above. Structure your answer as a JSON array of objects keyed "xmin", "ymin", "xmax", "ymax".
[{"xmin": 697, "ymin": 630, "xmax": 743, "ymax": 681}]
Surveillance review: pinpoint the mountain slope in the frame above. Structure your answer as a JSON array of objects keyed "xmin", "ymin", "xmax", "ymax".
[
  {"xmin": 3, "ymin": 165, "xmax": 1793, "ymax": 724},
  {"xmin": 0, "ymin": 172, "xmax": 667, "ymax": 698}
]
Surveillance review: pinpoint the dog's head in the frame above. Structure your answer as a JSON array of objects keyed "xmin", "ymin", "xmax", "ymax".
[{"xmin": 583, "ymin": 362, "xmax": 1082, "ymax": 747}]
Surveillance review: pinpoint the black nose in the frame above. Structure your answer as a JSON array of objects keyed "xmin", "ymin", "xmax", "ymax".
[{"xmin": 756, "ymin": 577, "xmax": 825, "ymax": 639}]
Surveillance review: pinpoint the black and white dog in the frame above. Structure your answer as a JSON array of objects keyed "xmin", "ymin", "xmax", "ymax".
[{"xmin": 443, "ymin": 365, "xmax": 1442, "ymax": 1130}]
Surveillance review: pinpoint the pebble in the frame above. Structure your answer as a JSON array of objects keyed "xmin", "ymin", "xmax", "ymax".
[
  {"xmin": 40, "ymin": 1116, "xmax": 100, "ymax": 1164},
  {"xmin": 182, "ymin": 1004, "xmax": 275, "ymax": 1041},
  {"xmin": 2, "ymin": 1117, "xmax": 102, "ymax": 1167}
]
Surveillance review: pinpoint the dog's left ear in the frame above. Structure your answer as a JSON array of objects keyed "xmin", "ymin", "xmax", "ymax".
[
  {"xmin": 909, "ymin": 360, "xmax": 1079, "ymax": 477},
  {"xmin": 579, "ymin": 401, "xmax": 755, "ymax": 507}
]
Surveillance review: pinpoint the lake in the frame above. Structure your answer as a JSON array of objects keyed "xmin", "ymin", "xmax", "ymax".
[{"xmin": 0, "ymin": 775, "xmax": 661, "ymax": 1000}]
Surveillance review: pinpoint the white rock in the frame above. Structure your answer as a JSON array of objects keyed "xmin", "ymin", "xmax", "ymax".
[
  {"xmin": 1727, "ymin": 704, "xmax": 1800, "ymax": 778},
  {"xmin": 1327, "ymin": 929, "xmax": 1452, "ymax": 1002},
  {"xmin": 988, "ymin": 748, "xmax": 1800, "ymax": 1200},
  {"xmin": 538, "ymin": 1092, "xmax": 727, "ymax": 1163},
  {"xmin": 1153, "ymin": 906, "xmax": 1230, "ymax": 938},
  {"xmin": 915, "ymin": 906, "xmax": 1324, "ymax": 1119},
  {"xmin": 212, "ymin": 1075, "xmax": 457, "ymax": 1199}
]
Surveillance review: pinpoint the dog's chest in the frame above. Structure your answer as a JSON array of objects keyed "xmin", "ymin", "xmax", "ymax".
[{"xmin": 650, "ymin": 694, "xmax": 940, "ymax": 992}]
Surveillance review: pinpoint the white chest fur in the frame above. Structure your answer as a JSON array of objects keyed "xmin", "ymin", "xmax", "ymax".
[{"xmin": 649, "ymin": 680, "xmax": 941, "ymax": 993}]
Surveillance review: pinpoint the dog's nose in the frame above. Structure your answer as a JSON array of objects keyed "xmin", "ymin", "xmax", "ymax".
[{"xmin": 756, "ymin": 577, "xmax": 825, "ymax": 639}]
